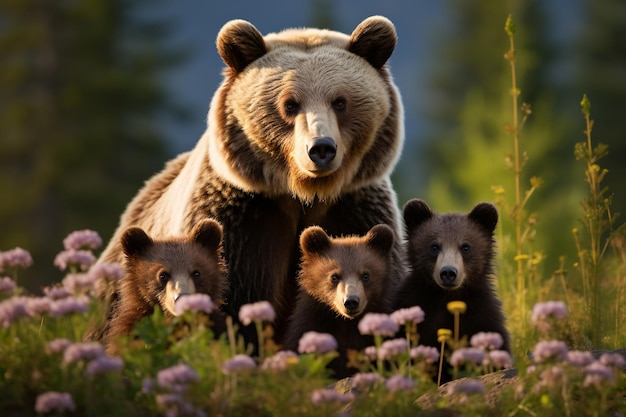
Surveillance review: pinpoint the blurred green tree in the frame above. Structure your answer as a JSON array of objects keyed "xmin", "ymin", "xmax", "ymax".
[
  {"xmin": 576, "ymin": 0, "xmax": 626, "ymax": 219},
  {"xmin": 0, "ymin": 0, "xmax": 186, "ymax": 292},
  {"xmin": 411, "ymin": 0, "xmax": 584, "ymax": 277}
]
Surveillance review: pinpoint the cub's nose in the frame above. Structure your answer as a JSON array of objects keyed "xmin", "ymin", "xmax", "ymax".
[
  {"xmin": 343, "ymin": 295, "xmax": 360, "ymax": 313},
  {"xmin": 308, "ymin": 137, "xmax": 337, "ymax": 168},
  {"xmin": 440, "ymin": 266, "xmax": 458, "ymax": 286}
]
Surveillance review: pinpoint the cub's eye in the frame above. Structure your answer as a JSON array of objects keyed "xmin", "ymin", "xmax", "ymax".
[
  {"xmin": 461, "ymin": 244, "xmax": 471, "ymax": 252},
  {"xmin": 332, "ymin": 97, "xmax": 346, "ymax": 112},
  {"xmin": 284, "ymin": 99, "xmax": 300, "ymax": 116},
  {"xmin": 192, "ymin": 270, "xmax": 201, "ymax": 279},
  {"xmin": 430, "ymin": 244, "xmax": 440, "ymax": 253},
  {"xmin": 158, "ymin": 271, "xmax": 170, "ymax": 285},
  {"xmin": 330, "ymin": 274, "xmax": 340, "ymax": 284},
  {"xmin": 361, "ymin": 273, "xmax": 369, "ymax": 282}
]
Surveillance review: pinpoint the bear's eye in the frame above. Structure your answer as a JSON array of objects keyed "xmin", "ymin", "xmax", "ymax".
[
  {"xmin": 192, "ymin": 270, "xmax": 201, "ymax": 279},
  {"xmin": 361, "ymin": 273, "xmax": 369, "ymax": 282},
  {"xmin": 284, "ymin": 99, "xmax": 300, "ymax": 116},
  {"xmin": 332, "ymin": 97, "xmax": 347, "ymax": 112},
  {"xmin": 330, "ymin": 274, "xmax": 340, "ymax": 284},
  {"xmin": 461, "ymin": 244, "xmax": 471, "ymax": 252},
  {"xmin": 430, "ymin": 244, "xmax": 440, "ymax": 253},
  {"xmin": 158, "ymin": 271, "xmax": 170, "ymax": 285}
]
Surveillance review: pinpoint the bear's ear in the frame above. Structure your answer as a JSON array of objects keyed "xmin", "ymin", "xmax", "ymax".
[
  {"xmin": 468, "ymin": 202, "xmax": 499, "ymax": 234},
  {"xmin": 365, "ymin": 224, "xmax": 394, "ymax": 255},
  {"xmin": 121, "ymin": 227, "xmax": 153, "ymax": 258},
  {"xmin": 348, "ymin": 16, "xmax": 397, "ymax": 69},
  {"xmin": 192, "ymin": 219, "xmax": 223, "ymax": 252},
  {"xmin": 403, "ymin": 199, "xmax": 433, "ymax": 232},
  {"xmin": 216, "ymin": 19, "xmax": 267, "ymax": 73},
  {"xmin": 300, "ymin": 226, "xmax": 332, "ymax": 255}
]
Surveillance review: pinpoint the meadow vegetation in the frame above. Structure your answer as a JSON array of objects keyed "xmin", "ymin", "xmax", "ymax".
[{"xmin": 1, "ymin": 15, "xmax": 625, "ymax": 416}]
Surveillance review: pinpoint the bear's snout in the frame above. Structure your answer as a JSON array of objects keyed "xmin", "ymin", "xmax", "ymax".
[
  {"xmin": 440, "ymin": 266, "xmax": 458, "ymax": 286},
  {"xmin": 343, "ymin": 295, "xmax": 360, "ymax": 313},
  {"xmin": 308, "ymin": 137, "xmax": 337, "ymax": 168}
]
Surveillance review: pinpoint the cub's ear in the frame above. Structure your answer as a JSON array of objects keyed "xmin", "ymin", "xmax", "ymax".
[
  {"xmin": 468, "ymin": 202, "xmax": 499, "ymax": 234},
  {"xmin": 300, "ymin": 226, "xmax": 332, "ymax": 255},
  {"xmin": 121, "ymin": 227, "xmax": 153, "ymax": 258},
  {"xmin": 348, "ymin": 15, "xmax": 397, "ymax": 69},
  {"xmin": 193, "ymin": 219, "xmax": 223, "ymax": 252},
  {"xmin": 365, "ymin": 224, "xmax": 394, "ymax": 255},
  {"xmin": 217, "ymin": 19, "xmax": 267, "ymax": 73},
  {"xmin": 403, "ymin": 199, "xmax": 433, "ymax": 233}
]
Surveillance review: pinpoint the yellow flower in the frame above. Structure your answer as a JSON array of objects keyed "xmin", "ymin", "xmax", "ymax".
[
  {"xmin": 447, "ymin": 301, "xmax": 467, "ymax": 314},
  {"xmin": 437, "ymin": 328, "xmax": 452, "ymax": 343}
]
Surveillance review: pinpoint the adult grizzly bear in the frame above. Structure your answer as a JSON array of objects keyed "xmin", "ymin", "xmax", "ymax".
[{"xmin": 97, "ymin": 16, "xmax": 405, "ymax": 344}]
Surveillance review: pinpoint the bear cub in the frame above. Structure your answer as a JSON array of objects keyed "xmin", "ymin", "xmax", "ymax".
[
  {"xmin": 396, "ymin": 199, "xmax": 510, "ymax": 367},
  {"xmin": 104, "ymin": 219, "xmax": 227, "ymax": 351},
  {"xmin": 283, "ymin": 224, "xmax": 396, "ymax": 379}
]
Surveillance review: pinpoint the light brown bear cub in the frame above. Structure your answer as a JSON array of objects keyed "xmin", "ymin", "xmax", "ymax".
[
  {"xmin": 395, "ymin": 199, "xmax": 510, "ymax": 381},
  {"xmin": 284, "ymin": 224, "xmax": 396, "ymax": 379},
  {"xmin": 104, "ymin": 219, "xmax": 227, "ymax": 351}
]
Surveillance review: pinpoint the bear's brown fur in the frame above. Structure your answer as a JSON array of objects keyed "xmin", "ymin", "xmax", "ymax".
[
  {"xmin": 96, "ymin": 16, "xmax": 405, "ymax": 346},
  {"xmin": 395, "ymin": 199, "xmax": 510, "ymax": 381},
  {"xmin": 104, "ymin": 220, "xmax": 227, "ymax": 351},
  {"xmin": 283, "ymin": 224, "xmax": 396, "ymax": 378}
]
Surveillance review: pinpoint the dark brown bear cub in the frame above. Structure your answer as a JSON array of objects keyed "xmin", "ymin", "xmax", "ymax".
[
  {"xmin": 396, "ymin": 199, "xmax": 510, "ymax": 380},
  {"xmin": 283, "ymin": 224, "xmax": 396, "ymax": 379},
  {"xmin": 104, "ymin": 219, "xmax": 227, "ymax": 352}
]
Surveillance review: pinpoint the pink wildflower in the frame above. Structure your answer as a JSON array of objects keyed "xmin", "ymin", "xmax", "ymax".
[
  {"xmin": 531, "ymin": 301, "xmax": 568, "ymax": 332},
  {"xmin": 378, "ymin": 338, "xmax": 408, "ymax": 360},
  {"xmin": 62, "ymin": 272, "xmax": 99, "ymax": 294},
  {"xmin": 0, "ymin": 296, "xmax": 30, "ymax": 327},
  {"xmin": 538, "ymin": 366, "xmax": 565, "ymax": 388},
  {"xmin": 49, "ymin": 296, "xmax": 88, "ymax": 317},
  {"xmin": 447, "ymin": 379, "xmax": 485, "ymax": 404},
  {"xmin": 358, "ymin": 313, "xmax": 399, "ymax": 337},
  {"xmin": 221, "ymin": 354, "xmax": 257, "ymax": 374},
  {"xmin": 142, "ymin": 377, "xmax": 154, "ymax": 394},
  {"xmin": 34, "ymin": 391, "xmax": 76, "ymax": 414},
  {"xmin": 86, "ymin": 356, "xmax": 123, "ymax": 375},
  {"xmin": 363, "ymin": 345, "xmax": 378, "ymax": 361},
  {"xmin": 297, "ymin": 331, "xmax": 338, "ymax": 354},
  {"xmin": 599, "ymin": 352, "xmax": 625, "ymax": 369},
  {"xmin": 488, "ymin": 350, "xmax": 513, "ymax": 369},
  {"xmin": 54, "ymin": 250, "xmax": 96, "ymax": 272},
  {"xmin": 174, "ymin": 293, "xmax": 214, "ymax": 315},
  {"xmin": 533, "ymin": 340, "xmax": 568, "ymax": 363},
  {"xmin": 410, "ymin": 345, "xmax": 440, "ymax": 364},
  {"xmin": 63, "ymin": 342, "xmax": 105, "ymax": 364},
  {"xmin": 88, "ymin": 262, "xmax": 124, "ymax": 283},
  {"xmin": 583, "ymin": 361, "xmax": 615, "ymax": 387},
  {"xmin": 385, "ymin": 375, "xmax": 416, "ymax": 392},
  {"xmin": 157, "ymin": 364, "xmax": 200, "ymax": 390},
  {"xmin": 46, "ymin": 338, "xmax": 73, "ymax": 354},
  {"xmin": 261, "ymin": 350, "xmax": 298, "ymax": 372},
  {"xmin": 63, "ymin": 229, "xmax": 102, "ymax": 251},
  {"xmin": 0, "ymin": 277, "xmax": 17, "ymax": 294},
  {"xmin": 566, "ymin": 350, "xmax": 595, "ymax": 367},
  {"xmin": 43, "ymin": 285, "xmax": 71, "ymax": 300},
  {"xmin": 450, "ymin": 347, "xmax": 486, "ymax": 367},
  {"xmin": 25, "ymin": 296, "xmax": 52, "ymax": 316},
  {"xmin": 390, "ymin": 306, "xmax": 425, "ymax": 325},
  {"xmin": 352, "ymin": 372, "xmax": 383, "ymax": 389},
  {"xmin": 470, "ymin": 332, "xmax": 504, "ymax": 350},
  {"xmin": 238, "ymin": 300, "xmax": 276, "ymax": 325},
  {"xmin": 310, "ymin": 388, "xmax": 354, "ymax": 406},
  {"xmin": 0, "ymin": 247, "xmax": 33, "ymax": 271}
]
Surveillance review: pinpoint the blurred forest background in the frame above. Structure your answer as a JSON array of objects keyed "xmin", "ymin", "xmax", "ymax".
[{"xmin": 1, "ymin": 0, "xmax": 625, "ymax": 293}]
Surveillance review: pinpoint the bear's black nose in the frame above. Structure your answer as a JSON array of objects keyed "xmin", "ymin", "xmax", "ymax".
[
  {"xmin": 308, "ymin": 137, "xmax": 337, "ymax": 168},
  {"xmin": 440, "ymin": 266, "xmax": 458, "ymax": 286},
  {"xmin": 344, "ymin": 295, "xmax": 360, "ymax": 312}
]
